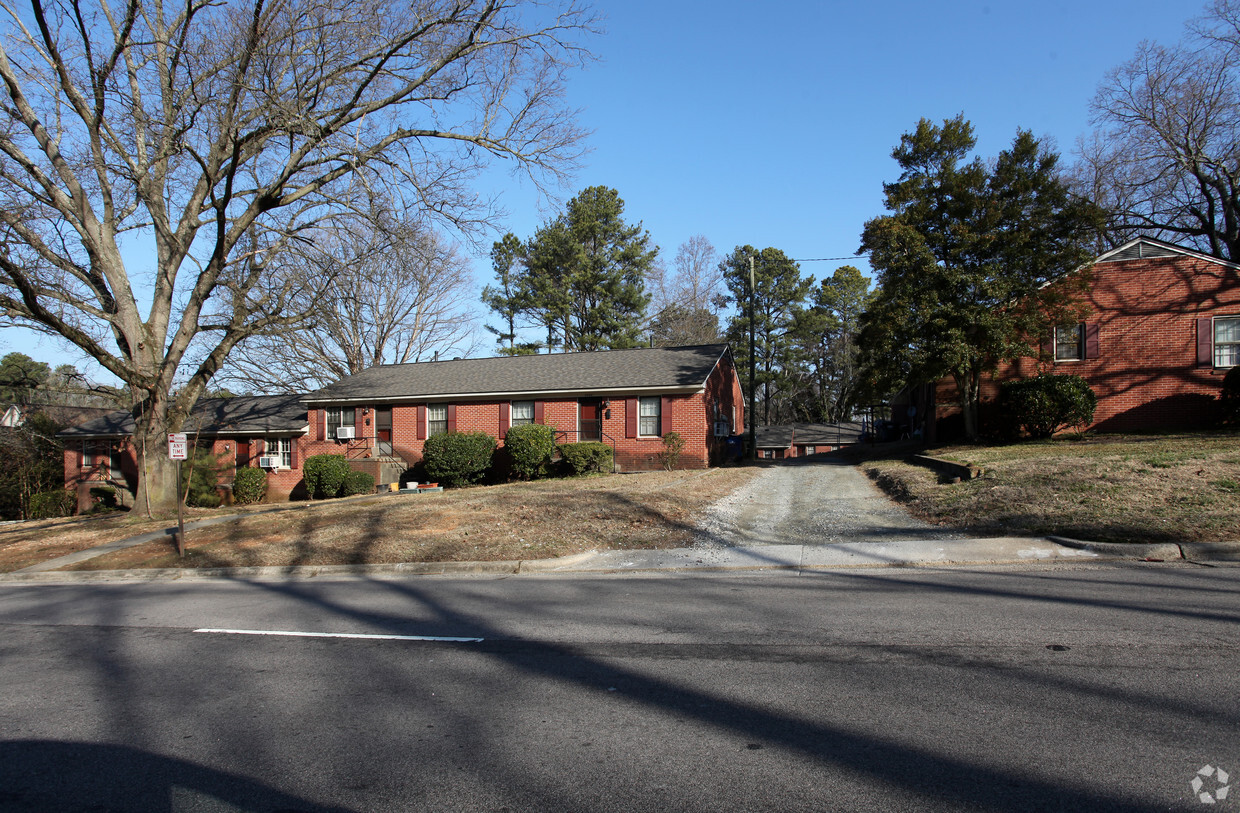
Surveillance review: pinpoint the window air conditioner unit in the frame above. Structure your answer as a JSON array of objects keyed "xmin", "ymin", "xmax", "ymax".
[
  {"xmin": 336, "ymin": 426, "xmax": 356, "ymax": 440},
  {"xmin": 713, "ymin": 421, "xmax": 730, "ymax": 437},
  {"xmin": 258, "ymin": 456, "xmax": 280, "ymax": 469}
]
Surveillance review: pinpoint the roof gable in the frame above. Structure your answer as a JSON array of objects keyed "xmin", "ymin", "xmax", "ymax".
[
  {"xmin": 1096, "ymin": 236, "xmax": 1240, "ymax": 269},
  {"xmin": 305, "ymin": 344, "xmax": 732, "ymax": 404}
]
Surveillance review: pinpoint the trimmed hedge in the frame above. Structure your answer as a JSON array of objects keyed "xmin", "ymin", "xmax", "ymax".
[
  {"xmin": 558, "ymin": 441, "xmax": 612, "ymax": 475},
  {"xmin": 29, "ymin": 489, "xmax": 75, "ymax": 519},
  {"xmin": 505, "ymin": 423, "xmax": 556, "ymax": 480},
  {"xmin": 342, "ymin": 469, "xmax": 375, "ymax": 497},
  {"xmin": 999, "ymin": 373, "xmax": 1097, "ymax": 439},
  {"xmin": 233, "ymin": 466, "xmax": 268, "ymax": 505},
  {"xmin": 422, "ymin": 431, "xmax": 497, "ymax": 488},
  {"xmin": 303, "ymin": 453, "xmax": 351, "ymax": 499}
]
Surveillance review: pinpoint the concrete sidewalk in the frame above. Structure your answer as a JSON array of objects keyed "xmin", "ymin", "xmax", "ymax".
[{"xmin": 1, "ymin": 535, "xmax": 1234, "ymax": 585}]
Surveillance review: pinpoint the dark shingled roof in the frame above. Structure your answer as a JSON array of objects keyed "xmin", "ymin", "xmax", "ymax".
[
  {"xmin": 58, "ymin": 394, "xmax": 308, "ymax": 438},
  {"xmin": 304, "ymin": 344, "xmax": 732, "ymax": 404},
  {"xmin": 754, "ymin": 425, "xmax": 795, "ymax": 449},
  {"xmin": 754, "ymin": 422, "xmax": 865, "ymax": 449}
]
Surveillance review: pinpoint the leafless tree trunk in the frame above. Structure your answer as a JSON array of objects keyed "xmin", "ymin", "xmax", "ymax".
[{"xmin": 0, "ymin": 0, "xmax": 594, "ymax": 513}]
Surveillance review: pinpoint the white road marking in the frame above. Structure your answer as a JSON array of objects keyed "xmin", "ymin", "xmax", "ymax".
[{"xmin": 194, "ymin": 628, "xmax": 483, "ymax": 642}]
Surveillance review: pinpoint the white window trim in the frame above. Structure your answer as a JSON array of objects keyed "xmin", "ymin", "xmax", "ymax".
[
  {"xmin": 1214, "ymin": 315, "xmax": 1240, "ymax": 368},
  {"xmin": 426, "ymin": 404, "xmax": 449, "ymax": 437},
  {"xmin": 265, "ymin": 437, "xmax": 292, "ymax": 469},
  {"xmin": 638, "ymin": 396, "xmax": 661, "ymax": 438},
  {"xmin": 511, "ymin": 400, "xmax": 535, "ymax": 426},
  {"xmin": 325, "ymin": 407, "xmax": 355, "ymax": 439}
]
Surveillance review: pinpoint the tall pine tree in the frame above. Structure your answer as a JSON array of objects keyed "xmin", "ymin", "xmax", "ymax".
[
  {"xmin": 483, "ymin": 187, "xmax": 655, "ymax": 352},
  {"xmin": 722, "ymin": 246, "xmax": 813, "ymax": 426},
  {"xmin": 859, "ymin": 116, "xmax": 1102, "ymax": 439}
]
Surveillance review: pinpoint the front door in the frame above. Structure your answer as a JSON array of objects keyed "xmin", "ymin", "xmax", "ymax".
[
  {"xmin": 579, "ymin": 399, "xmax": 602, "ymax": 442},
  {"xmin": 376, "ymin": 406, "xmax": 393, "ymax": 456}
]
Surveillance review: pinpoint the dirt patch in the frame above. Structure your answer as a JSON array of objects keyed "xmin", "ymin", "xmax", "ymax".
[
  {"xmin": 50, "ymin": 467, "xmax": 761, "ymax": 571},
  {"xmin": 861, "ymin": 432, "xmax": 1240, "ymax": 543}
]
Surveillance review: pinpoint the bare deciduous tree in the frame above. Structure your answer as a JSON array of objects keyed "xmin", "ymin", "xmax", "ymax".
[
  {"xmin": 647, "ymin": 234, "xmax": 723, "ymax": 346},
  {"xmin": 220, "ymin": 214, "xmax": 477, "ymax": 393},
  {"xmin": 0, "ymin": 0, "xmax": 594, "ymax": 512},
  {"xmin": 1078, "ymin": 1, "xmax": 1240, "ymax": 260}
]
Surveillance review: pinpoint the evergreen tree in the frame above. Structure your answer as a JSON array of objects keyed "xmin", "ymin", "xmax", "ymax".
[
  {"xmin": 859, "ymin": 116, "xmax": 1101, "ymax": 439},
  {"xmin": 722, "ymin": 246, "xmax": 814, "ymax": 425},
  {"xmin": 789, "ymin": 266, "xmax": 873, "ymax": 422},
  {"xmin": 0, "ymin": 353, "xmax": 50, "ymax": 405},
  {"xmin": 483, "ymin": 187, "xmax": 655, "ymax": 352}
]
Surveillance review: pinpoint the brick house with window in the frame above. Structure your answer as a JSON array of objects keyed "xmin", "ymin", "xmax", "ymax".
[
  {"xmin": 62, "ymin": 345, "xmax": 745, "ymax": 505},
  {"xmin": 934, "ymin": 237, "xmax": 1240, "ymax": 437},
  {"xmin": 59, "ymin": 394, "xmax": 309, "ymax": 507},
  {"xmin": 301, "ymin": 343, "xmax": 745, "ymax": 476}
]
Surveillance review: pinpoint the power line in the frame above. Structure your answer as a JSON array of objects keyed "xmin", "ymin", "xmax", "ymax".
[{"xmin": 791, "ymin": 254, "xmax": 869, "ymax": 263}]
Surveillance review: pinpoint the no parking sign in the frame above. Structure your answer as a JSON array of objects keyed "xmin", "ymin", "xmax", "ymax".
[{"xmin": 168, "ymin": 433, "xmax": 188, "ymax": 460}]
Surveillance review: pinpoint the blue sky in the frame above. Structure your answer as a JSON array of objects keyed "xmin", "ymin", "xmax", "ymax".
[{"xmin": 1, "ymin": 0, "xmax": 1205, "ymax": 374}]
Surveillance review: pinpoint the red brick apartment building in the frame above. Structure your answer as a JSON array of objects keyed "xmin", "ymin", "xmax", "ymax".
[
  {"xmin": 61, "ymin": 345, "xmax": 745, "ymax": 504},
  {"xmin": 934, "ymin": 237, "xmax": 1240, "ymax": 437}
]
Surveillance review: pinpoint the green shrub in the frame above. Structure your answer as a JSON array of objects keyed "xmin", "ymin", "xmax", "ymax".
[
  {"xmin": 558, "ymin": 441, "xmax": 613, "ymax": 475},
  {"xmin": 999, "ymin": 374, "xmax": 1097, "ymax": 439},
  {"xmin": 88, "ymin": 485, "xmax": 118, "ymax": 511},
  {"xmin": 422, "ymin": 431, "xmax": 497, "ymax": 488},
  {"xmin": 302, "ymin": 453, "xmax": 351, "ymax": 499},
  {"xmin": 504, "ymin": 423, "xmax": 556, "ymax": 480},
  {"xmin": 232, "ymin": 466, "xmax": 268, "ymax": 505},
  {"xmin": 29, "ymin": 489, "xmax": 75, "ymax": 519},
  {"xmin": 341, "ymin": 469, "xmax": 375, "ymax": 497},
  {"xmin": 180, "ymin": 447, "xmax": 223, "ymax": 507},
  {"xmin": 658, "ymin": 431, "xmax": 685, "ymax": 471},
  {"xmin": 1222, "ymin": 366, "xmax": 1240, "ymax": 425}
]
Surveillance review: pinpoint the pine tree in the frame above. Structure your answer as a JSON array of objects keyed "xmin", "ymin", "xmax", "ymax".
[
  {"xmin": 722, "ymin": 246, "xmax": 814, "ymax": 425},
  {"xmin": 859, "ymin": 116, "xmax": 1101, "ymax": 439},
  {"xmin": 483, "ymin": 187, "xmax": 655, "ymax": 352}
]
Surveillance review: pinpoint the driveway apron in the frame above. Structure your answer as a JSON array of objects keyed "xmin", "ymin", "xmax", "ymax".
[{"xmin": 698, "ymin": 456, "xmax": 966, "ymax": 547}]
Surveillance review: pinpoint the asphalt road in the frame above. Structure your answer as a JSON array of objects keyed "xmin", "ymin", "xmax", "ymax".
[{"xmin": 1, "ymin": 562, "xmax": 1238, "ymax": 812}]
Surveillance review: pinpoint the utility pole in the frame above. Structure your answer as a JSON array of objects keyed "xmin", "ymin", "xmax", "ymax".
[{"xmin": 748, "ymin": 254, "xmax": 756, "ymax": 461}]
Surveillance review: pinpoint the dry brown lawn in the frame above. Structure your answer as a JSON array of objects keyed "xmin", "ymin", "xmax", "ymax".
[
  {"xmin": 13, "ymin": 467, "xmax": 760, "ymax": 572},
  {"xmin": 0, "ymin": 507, "xmax": 233, "ymax": 573},
  {"xmin": 862, "ymin": 432, "xmax": 1240, "ymax": 543}
]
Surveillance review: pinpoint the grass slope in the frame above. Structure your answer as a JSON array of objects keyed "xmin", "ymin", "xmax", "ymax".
[{"xmin": 863, "ymin": 432, "xmax": 1240, "ymax": 543}]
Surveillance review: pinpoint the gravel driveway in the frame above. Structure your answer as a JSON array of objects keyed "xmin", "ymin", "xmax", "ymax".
[{"xmin": 697, "ymin": 457, "xmax": 966, "ymax": 547}]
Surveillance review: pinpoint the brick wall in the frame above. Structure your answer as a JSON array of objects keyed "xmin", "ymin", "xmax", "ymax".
[{"xmin": 936, "ymin": 254, "xmax": 1240, "ymax": 435}]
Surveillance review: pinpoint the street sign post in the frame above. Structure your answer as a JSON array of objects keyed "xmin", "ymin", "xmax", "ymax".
[{"xmin": 168, "ymin": 433, "xmax": 187, "ymax": 556}]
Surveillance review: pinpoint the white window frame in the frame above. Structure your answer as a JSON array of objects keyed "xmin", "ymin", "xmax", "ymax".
[
  {"xmin": 1054, "ymin": 324, "xmax": 1084, "ymax": 362},
  {"xmin": 326, "ymin": 407, "xmax": 355, "ymax": 439},
  {"xmin": 265, "ymin": 437, "xmax": 292, "ymax": 469},
  {"xmin": 638, "ymin": 396, "xmax": 661, "ymax": 437},
  {"xmin": 511, "ymin": 400, "xmax": 535, "ymax": 426},
  {"xmin": 1215, "ymin": 316, "xmax": 1240, "ymax": 368},
  {"xmin": 804, "ymin": 446, "xmax": 816, "ymax": 456},
  {"xmin": 427, "ymin": 404, "xmax": 448, "ymax": 437}
]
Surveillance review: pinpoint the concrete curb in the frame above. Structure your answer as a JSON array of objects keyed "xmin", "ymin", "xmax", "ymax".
[
  {"xmin": 3, "ymin": 535, "xmax": 1235, "ymax": 586},
  {"xmin": 1046, "ymin": 535, "xmax": 1185, "ymax": 561},
  {"xmin": 1180, "ymin": 541, "xmax": 1240, "ymax": 562}
]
